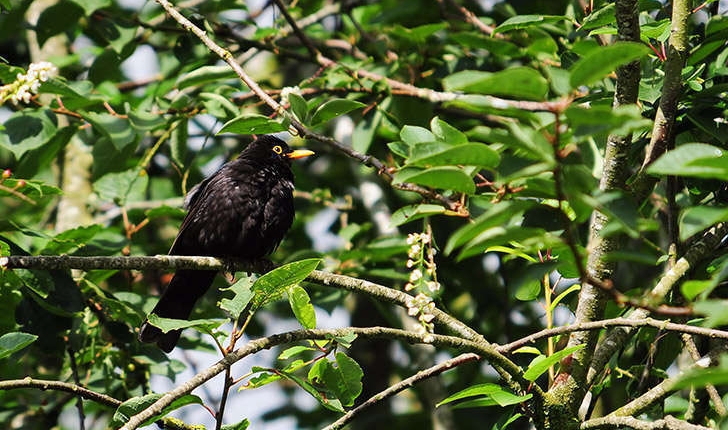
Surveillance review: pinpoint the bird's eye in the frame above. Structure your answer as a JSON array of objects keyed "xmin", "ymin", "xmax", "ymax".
[{"xmin": 272, "ymin": 145, "xmax": 283, "ymax": 154}]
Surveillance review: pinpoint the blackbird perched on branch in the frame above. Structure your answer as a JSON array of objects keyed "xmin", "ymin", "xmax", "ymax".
[{"xmin": 139, "ymin": 135, "xmax": 314, "ymax": 352}]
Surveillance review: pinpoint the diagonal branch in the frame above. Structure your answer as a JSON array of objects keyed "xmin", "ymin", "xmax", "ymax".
[
  {"xmin": 154, "ymin": 0, "xmax": 463, "ymax": 212},
  {"xmin": 323, "ymin": 353, "xmax": 480, "ymax": 430}
]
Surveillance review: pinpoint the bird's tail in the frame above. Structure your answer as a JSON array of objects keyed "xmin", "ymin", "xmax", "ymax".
[{"xmin": 138, "ymin": 269, "xmax": 217, "ymax": 352}]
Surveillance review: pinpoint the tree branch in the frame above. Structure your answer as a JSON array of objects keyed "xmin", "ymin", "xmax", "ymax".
[
  {"xmin": 585, "ymin": 222, "xmax": 728, "ymax": 387},
  {"xmin": 498, "ymin": 317, "xmax": 728, "ymax": 353},
  {"xmin": 581, "ymin": 415, "xmax": 711, "ymax": 430},
  {"xmin": 117, "ymin": 327, "xmax": 538, "ymax": 430},
  {"xmin": 0, "ymin": 377, "xmax": 122, "ymax": 409},
  {"xmin": 322, "ymin": 353, "xmax": 480, "ymax": 430}
]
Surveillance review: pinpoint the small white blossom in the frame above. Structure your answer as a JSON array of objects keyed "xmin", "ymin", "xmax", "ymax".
[
  {"xmin": 406, "ymin": 259, "xmax": 415, "ymax": 268},
  {"xmin": 406, "ymin": 233, "xmax": 419, "ymax": 245},
  {"xmin": 409, "ymin": 268, "xmax": 423, "ymax": 282}
]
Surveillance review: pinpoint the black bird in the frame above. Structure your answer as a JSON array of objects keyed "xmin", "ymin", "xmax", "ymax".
[{"xmin": 139, "ymin": 135, "xmax": 314, "ymax": 352}]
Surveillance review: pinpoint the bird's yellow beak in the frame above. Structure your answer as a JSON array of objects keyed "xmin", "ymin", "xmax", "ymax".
[{"xmin": 285, "ymin": 149, "xmax": 315, "ymax": 160}]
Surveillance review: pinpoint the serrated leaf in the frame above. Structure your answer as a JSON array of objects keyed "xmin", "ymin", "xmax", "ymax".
[
  {"xmin": 310, "ymin": 99, "xmax": 366, "ymax": 125},
  {"xmin": 288, "ymin": 285, "xmax": 316, "ymax": 329},
  {"xmin": 218, "ymin": 114, "xmax": 288, "ymax": 135},
  {"xmin": 390, "ymin": 204, "xmax": 447, "ymax": 227},
  {"xmin": 523, "ymin": 344, "xmax": 585, "ymax": 381},
  {"xmin": 250, "ymin": 259, "xmax": 321, "ymax": 311},
  {"xmin": 647, "ymin": 143, "xmax": 728, "ymax": 180},
  {"xmin": 569, "ymin": 42, "xmax": 650, "ymax": 88},
  {"xmin": 394, "ymin": 167, "xmax": 475, "ymax": 194},
  {"xmin": 0, "ymin": 332, "xmax": 38, "ymax": 359}
]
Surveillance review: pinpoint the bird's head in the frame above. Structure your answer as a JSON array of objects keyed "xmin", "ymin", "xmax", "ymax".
[{"xmin": 245, "ymin": 135, "xmax": 314, "ymax": 165}]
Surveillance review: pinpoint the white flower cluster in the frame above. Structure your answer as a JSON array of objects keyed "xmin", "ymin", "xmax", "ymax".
[
  {"xmin": 403, "ymin": 231, "xmax": 441, "ymax": 343},
  {"xmin": 0, "ymin": 61, "xmax": 57, "ymax": 105}
]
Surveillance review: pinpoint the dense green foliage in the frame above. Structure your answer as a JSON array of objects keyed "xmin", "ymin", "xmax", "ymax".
[{"xmin": 2, "ymin": 0, "xmax": 728, "ymax": 429}]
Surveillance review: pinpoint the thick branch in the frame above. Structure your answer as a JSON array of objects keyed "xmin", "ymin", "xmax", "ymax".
[
  {"xmin": 555, "ymin": 0, "xmax": 643, "ymax": 412},
  {"xmin": 630, "ymin": 0, "xmax": 691, "ymax": 199},
  {"xmin": 0, "ymin": 377, "xmax": 122, "ymax": 409}
]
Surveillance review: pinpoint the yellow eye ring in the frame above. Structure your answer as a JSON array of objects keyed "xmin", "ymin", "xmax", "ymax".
[{"xmin": 272, "ymin": 145, "xmax": 283, "ymax": 154}]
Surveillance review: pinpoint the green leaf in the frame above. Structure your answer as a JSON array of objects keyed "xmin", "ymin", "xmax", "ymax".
[
  {"xmin": 110, "ymin": 393, "xmax": 202, "ymax": 428},
  {"xmin": 278, "ymin": 345, "xmax": 316, "ymax": 360},
  {"xmin": 200, "ymin": 92, "xmax": 239, "ymax": 119},
  {"xmin": 0, "ymin": 110, "xmax": 58, "ymax": 158},
  {"xmin": 513, "ymin": 262, "xmax": 559, "ymax": 301},
  {"xmin": 40, "ymin": 225, "xmax": 102, "ymax": 255},
  {"xmin": 277, "ymin": 366, "xmax": 345, "ymax": 412},
  {"xmin": 430, "ymin": 116, "xmax": 468, "ymax": 144},
  {"xmin": 308, "ymin": 352, "xmax": 363, "ymax": 407},
  {"xmin": 407, "ymin": 142, "xmax": 500, "ymax": 168},
  {"xmin": 219, "ymin": 276, "xmax": 255, "ymax": 320},
  {"xmin": 673, "ymin": 356, "xmax": 728, "ymax": 389},
  {"xmin": 694, "ymin": 299, "xmax": 728, "ymax": 328},
  {"xmin": 288, "ymin": 93, "xmax": 309, "ymax": 122},
  {"xmin": 569, "ymin": 42, "xmax": 650, "ymax": 88},
  {"xmin": 679, "ymin": 206, "xmax": 728, "ymax": 241},
  {"xmin": 390, "ymin": 204, "xmax": 447, "ymax": 227},
  {"xmin": 218, "ymin": 114, "xmax": 288, "ymax": 135},
  {"xmin": 145, "ymin": 314, "xmax": 226, "ymax": 334},
  {"xmin": 93, "ymin": 168, "xmax": 149, "ymax": 205},
  {"xmin": 68, "ymin": 0, "xmax": 112, "ymax": 15},
  {"xmin": 310, "ymin": 99, "xmax": 366, "ymax": 125},
  {"xmin": 493, "ymin": 15, "xmax": 568, "ymax": 33},
  {"xmin": 170, "ymin": 118, "xmax": 189, "ymax": 167},
  {"xmin": 394, "ymin": 167, "xmax": 475, "ymax": 194},
  {"xmin": 36, "ymin": 2, "xmax": 84, "ymax": 47},
  {"xmin": 523, "ymin": 344, "xmax": 585, "ymax": 381},
  {"xmin": 442, "ymin": 67, "xmax": 549, "ymax": 100},
  {"xmin": 437, "ymin": 383, "xmax": 532, "ymax": 407},
  {"xmin": 647, "ymin": 143, "xmax": 728, "ymax": 180},
  {"xmin": 221, "ymin": 418, "xmax": 250, "ymax": 430},
  {"xmin": 176, "ymin": 65, "xmax": 237, "ymax": 90},
  {"xmin": 565, "ymin": 104, "xmax": 652, "ymax": 137},
  {"xmin": 288, "ymin": 285, "xmax": 316, "ymax": 329},
  {"xmin": 250, "ymin": 259, "xmax": 322, "ymax": 311},
  {"xmin": 85, "ymin": 111, "xmax": 138, "ymax": 151},
  {"xmin": 0, "ymin": 332, "xmax": 38, "ymax": 359},
  {"xmin": 581, "ymin": 3, "xmax": 616, "ymax": 30},
  {"xmin": 400, "ymin": 125, "xmax": 436, "ymax": 145}
]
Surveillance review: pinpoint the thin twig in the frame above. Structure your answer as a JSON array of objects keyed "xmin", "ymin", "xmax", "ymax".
[
  {"xmin": 67, "ymin": 346, "xmax": 86, "ymax": 430},
  {"xmin": 322, "ymin": 353, "xmax": 480, "ymax": 430}
]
